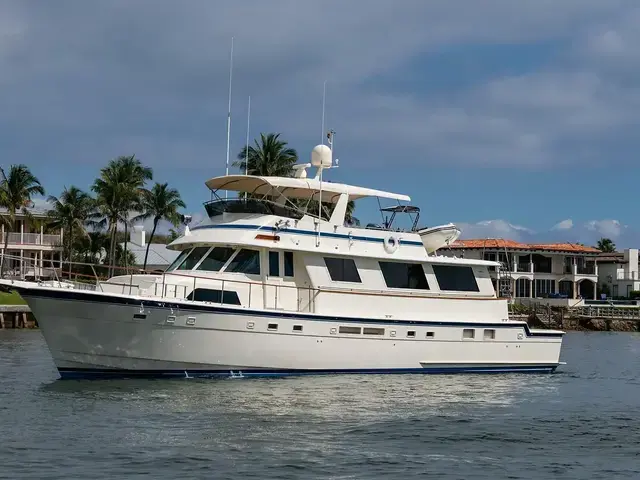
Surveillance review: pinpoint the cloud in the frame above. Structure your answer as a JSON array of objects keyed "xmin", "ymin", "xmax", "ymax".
[
  {"xmin": 1, "ymin": 0, "xmax": 640, "ymax": 177},
  {"xmin": 551, "ymin": 219, "xmax": 574, "ymax": 231},
  {"xmin": 457, "ymin": 217, "xmax": 639, "ymax": 249}
]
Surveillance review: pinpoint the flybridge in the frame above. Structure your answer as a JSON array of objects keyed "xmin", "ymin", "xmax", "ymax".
[{"xmin": 204, "ymin": 175, "xmax": 411, "ymax": 204}]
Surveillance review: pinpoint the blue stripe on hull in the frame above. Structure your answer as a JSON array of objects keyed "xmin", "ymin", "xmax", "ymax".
[
  {"xmin": 57, "ymin": 365, "xmax": 559, "ymax": 380},
  {"xmin": 191, "ymin": 223, "xmax": 426, "ymax": 247}
]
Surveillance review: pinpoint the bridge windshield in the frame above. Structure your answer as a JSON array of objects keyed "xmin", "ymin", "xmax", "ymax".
[{"xmin": 203, "ymin": 198, "xmax": 305, "ymax": 220}]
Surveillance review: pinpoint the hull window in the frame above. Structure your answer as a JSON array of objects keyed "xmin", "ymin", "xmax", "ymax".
[
  {"xmin": 432, "ymin": 265, "xmax": 480, "ymax": 292},
  {"xmin": 293, "ymin": 325, "xmax": 303, "ymax": 332},
  {"xmin": 197, "ymin": 247, "xmax": 236, "ymax": 272},
  {"xmin": 269, "ymin": 251, "xmax": 280, "ymax": 276},
  {"xmin": 225, "ymin": 249, "xmax": 261, "ymax": 275},
  {"xmin": 379, "ymin": 262, "xmax": 429, "ymax": 290},
  {"xmin": 363, "ymin": 327, "xmax": 385, "ymax": 335},
  {"xmin": 324, "ymin": 257, "xmax": 362, "ymax": 283},
  {"xmin": 462, "ymin": 329, "xmax": 475, "ymax": 339},
  {"xmin": 268, "ymin": 323, "xmax": 278, "ymax": 331},
  {"xmin": 484, "ymin": 329, "xmax": 496, "ymax": 340},
  {"xmin": 187, "ymin": 288, "xmax": 241, "ymax": 305},
  {"xmin": 284, "ymin": 251, "xmax": 294, "ymax": 277},
  {"xmin": 426, "ymin": 331, "xmax": 435, "ymax": 338},
  {"xmin": 407, "ymin": 330, "xmax": 416, "ymax": 338},
  {"xmin": 339, "ymin": 326, "xmax": 362, "ymax": 335}
]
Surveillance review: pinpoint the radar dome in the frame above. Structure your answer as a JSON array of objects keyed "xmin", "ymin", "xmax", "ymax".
[{"xmin": 311, "ymin": 144, "xmax": 332, "ymax": 168}]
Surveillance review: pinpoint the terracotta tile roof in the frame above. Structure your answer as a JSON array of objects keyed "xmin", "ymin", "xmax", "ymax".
[
  {"xmin": 597, "ymin": 252, "xmax": 624, "ymax": 263},
  {"xmin": 450, "ymin": 238, "xmax": 601, "ymax": 254}
]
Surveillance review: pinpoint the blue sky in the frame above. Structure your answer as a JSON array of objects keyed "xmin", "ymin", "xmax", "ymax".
[{"xmin": 1, "ymin": 0, "xmax": 639, "ymax": 248}]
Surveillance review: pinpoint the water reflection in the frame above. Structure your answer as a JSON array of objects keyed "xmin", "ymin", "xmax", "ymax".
[{"xmin": 40, "ymin": 372, "xmax": 559, "ymax": 420}]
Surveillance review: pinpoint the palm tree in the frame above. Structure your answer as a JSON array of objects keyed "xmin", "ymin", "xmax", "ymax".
[
  {"xmin": 46, "ymin": 186, "xmax": 95, "ymax": 263},
  {"xmin": 345, "ymin": 200, "xmax": 359, "ymax": 227},
  {"xmin": 116, "ymin": 156, "xmax": 153, "ymax": 267},
  {"xmin": 596, "ymin": 237, "xmax": 616, "ymax": 253},
  {"xmin": 132, "ymin": 182, "xmax": 185, "ymax": 270},
  {"xmin": 92, "ymin": 155, "xmax": 152, "ymax": 274},
  {"xmin": 234, "ymin": 132, "xmax": 298, "ymax": 177},
  {"xmin": 0, "ymin": 165, "xmax": 45, "ymax": 277}
]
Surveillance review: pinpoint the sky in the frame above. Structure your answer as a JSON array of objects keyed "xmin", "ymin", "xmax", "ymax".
[{"xmin": 1, "ymin": 0, "xmax": 639, "ymax": 248}]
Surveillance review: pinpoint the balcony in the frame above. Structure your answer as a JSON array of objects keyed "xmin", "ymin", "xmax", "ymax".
[
  {"xmin": 577, "ymin": 265, "xmax": 596, "ymax": 275},
  {"xmin": 1, "ymin": 232, "xmax": 62, "ymax": 247},
  {"xmin": 616, "ymin": 270, "xmax": 639, "ymax": 281}
]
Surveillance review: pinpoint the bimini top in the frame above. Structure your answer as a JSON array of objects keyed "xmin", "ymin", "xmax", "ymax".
[{"xmin": 204, "ymin": 175, "xmax": 411, "ymax": 204}]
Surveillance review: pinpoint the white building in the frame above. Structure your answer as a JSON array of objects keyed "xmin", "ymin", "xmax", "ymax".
[
  {"xmin": 0, "ymin": 206, "xmax": 64, "ymax": 279},
  {"xmin": 441, "ymin": 239, "xmax": 600, "ymax": 304},
  {"xmin": 121, "ymin": 225, "xmax": 181, "ymax": 271},
  {"xmin": 597, "ymin": 249, "xmax": 640, "ymax": 298}
]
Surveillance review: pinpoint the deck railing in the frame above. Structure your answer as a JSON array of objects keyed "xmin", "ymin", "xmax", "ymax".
[
  {"xmin": 0, "ymin": 253, "xmax": 504, "ymax": 315},
  {"xmin": 1, "ymin": 232, "xmax": 62, "ymax": 246}
]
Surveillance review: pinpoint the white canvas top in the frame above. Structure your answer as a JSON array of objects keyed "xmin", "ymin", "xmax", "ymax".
[{"xmin": 204, "ymin": 175, "xmax": 411, "ymax": 203}]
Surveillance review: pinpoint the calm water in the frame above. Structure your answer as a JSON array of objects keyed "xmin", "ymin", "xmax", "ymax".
[{"xmin": 1, "ymin": 332, "xmax": 639, "ymax": 479}]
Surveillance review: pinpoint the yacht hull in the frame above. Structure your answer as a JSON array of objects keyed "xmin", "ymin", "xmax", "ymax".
[{"xmin": 14, "ymin": 285, "xmax": 564, "ymax": 379}]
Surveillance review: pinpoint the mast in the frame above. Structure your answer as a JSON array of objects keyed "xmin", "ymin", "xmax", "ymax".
[
  {"xmin": 321, "ymin": 80, "xmax": 326, "ymax": 144},
  {"xmin": 224, "ymin": 37, "xmax": 234, "ymax": 198},
  {"xmin": 245, "ymin": 96, "xmax": 251, "ymax": 176}
]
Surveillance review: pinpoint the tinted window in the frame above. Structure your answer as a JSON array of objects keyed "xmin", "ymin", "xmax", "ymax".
[
  {"xmin": 379, "ymin": 262, "xmax": 429, "ymax": 289},
  {"xmin": 269, "ymin": 251, "xmax": 280, "ymax": 276},
  {"xmin": 197, "ymin": 247, "xmax": 235, "ymax": 272},
  {"xmin": 187, "ymin": 288, "xmax": 241, "ymax": 305},
  {"xmin": 174, "ymin": 247, "xmax": 210, "ymax": 271},
  {"xmin": 284, "ymin": 251, "xmax": 294, "ymax": 277},
  {"xmin": 432, "ymin": 265, "xmax": 479, "ymax": 292},
  {"xmin": 225, "ymin": 249, "xmax": 261, "ymax": 275},
  {"xmin": 324, "ymin": 257, "xmax": 361, "ymax": 283},
  {"xmin": 166, "ymin": 248, "xmax": 192, "ymax": 271}
]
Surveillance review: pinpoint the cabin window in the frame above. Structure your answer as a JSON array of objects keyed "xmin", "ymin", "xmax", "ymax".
[
  {"xmin": 166, "ymin": 248, "xmax": 193, "ymax": 271},
  {"xmin": 407, "ymin": 330, "xmax": 416, "ymax": 338},
  {"xmin": 225, "ymin": 249, "xmax": 261, "ymax": 275},
  {"xmin": 484, "ymin": 329, "xmax": 496, "ymax": 340},
  {"xmin": 293, "ymin": 325, "xmax": 303, "ymax": 332},
  {"xmin": 197, "ymin": 247, "xmax": 235, "ymax": 272},
  {"xmin": 426, "ymin": 331, "xmax": 435, "ymax": 338},
  {"xmin": 432, "ymin": 265, "xmax": 480, "ymax": 292},
  {"xmin": 379, "ymin": 262, "xmax": 429, "ymax": 290},
  {"xmin": 324, "ymin": 257, "xmax": 361, "ymax": 283},
  {"xmin": 284, "ymin": 251, "xmax": 294, "ymax": 277},
  {"xmin": 174, "ymin": 246, "xmax": 210, "ymax": 271},
  {"xmin": 268, "ymin": 323, "xmax": 278, "ymax": 331},
  {"xmin": 269, "ymin": 251, "xmax": 280, "ymax": 276},
  {"xmin": 363, "ymin": 327, "xmax": 385, "ymax": 335},
  {"xmin": 187, "ymin": 288, "xmax": 241, "ymax": 305},
  {"xmin": 339, "ymin": 326, "xmax": 361, "ymax": 334},
  {"xmin": 462, "ymin": 328, "xmax": 475, "ymax": 339}
]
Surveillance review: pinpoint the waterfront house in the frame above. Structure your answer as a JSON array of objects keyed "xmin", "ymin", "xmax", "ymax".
[
  {"xmin": 0, "ymin": 205, "xmax": 64, "ymax": 279},
  {"xmin": 441, "ymin": 239, "xmax": 600, "ymax": 305},
  {"xmin": 597, "ymin": 249, "xmax": 640, "ymax": 298},
  {"xmin": 121, "ymin": 225, "xmax": 181, "ymax": 271}
]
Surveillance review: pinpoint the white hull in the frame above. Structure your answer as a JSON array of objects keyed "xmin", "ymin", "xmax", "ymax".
[
  {"xmin": 19, "ymin": 286, "xmax": 563, "ymax": 379},
  {"xmin": 418, "ymin": 223, "xmax": 462, "ymax": 253}
]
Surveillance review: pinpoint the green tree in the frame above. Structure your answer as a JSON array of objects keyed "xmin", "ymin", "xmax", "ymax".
[
  {"xmin": 0, "ymin": 165, "xmax": 45, "ymax": 276},
  {"xmin": 234, "ymin": 133, "xmax": 298, "ymax": 177},
  {"xmin": 168, "ymin": 228, "xmax": 181, "ymax": 242},
  {"xmin": 46, "ymin": 186, "xmax": 95, "ymax": 262},
  {"xmin": 92, "ymin": 155, "xmax": 152, "ymax": 275},
  {"xmin": 132, "ymin": 182, "xmax": 185, "ymax": 270},
  {"xmin": 596, "ymin": 237, "xmax": 616, "ymax": 253}
]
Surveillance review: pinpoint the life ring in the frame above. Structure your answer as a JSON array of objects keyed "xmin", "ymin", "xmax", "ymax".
[{"xmin": 383, "ymin": 235, "xmax": 399, "ymax": 253}]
